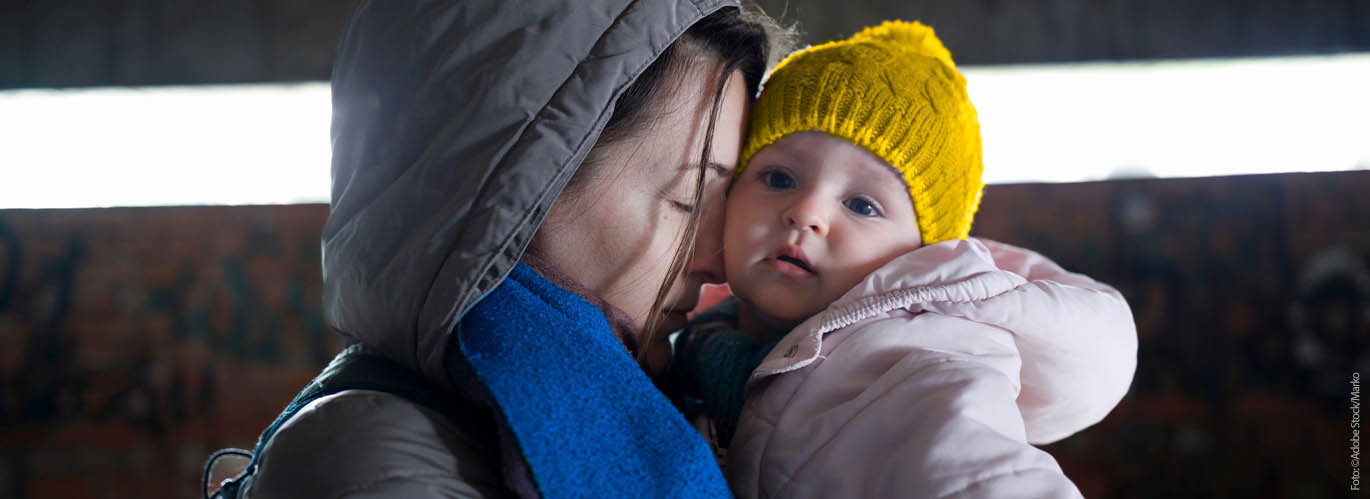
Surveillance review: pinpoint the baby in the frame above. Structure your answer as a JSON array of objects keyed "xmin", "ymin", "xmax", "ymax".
[{"xmin": 671, "ymin": 21, "xmax": 1138, "ymax": 498}]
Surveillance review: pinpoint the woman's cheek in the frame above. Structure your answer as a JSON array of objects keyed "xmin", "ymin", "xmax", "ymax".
[{"xmin": 633, "ymin": 203, "xmax": 688, "ymax": 304}]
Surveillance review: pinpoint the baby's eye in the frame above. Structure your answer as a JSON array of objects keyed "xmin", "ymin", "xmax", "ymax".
[
  {"xmin": 760, "ymin": 170, "xmax": 796, "ymax": 189},
  {"xmin": 844, "ymin": 197, "xmax": 882, "ymax": 217}
]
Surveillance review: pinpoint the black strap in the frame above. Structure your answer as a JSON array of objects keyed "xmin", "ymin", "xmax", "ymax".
[{"xmin": 205, "ymin": 344, "xmax": 495, "ymax": 498}]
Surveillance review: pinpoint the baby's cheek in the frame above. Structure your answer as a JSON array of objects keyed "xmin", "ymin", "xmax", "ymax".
[
  {"xmin": 822, "ymin": 271, "xmax": 863, "ymax": 308},
  {"xmin": 720, "ymin": 210, "xmax": 755, "ymax": 260}
]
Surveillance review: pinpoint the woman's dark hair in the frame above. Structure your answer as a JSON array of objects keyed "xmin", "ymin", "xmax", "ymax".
[
  {"xmin": 566, "ymin": 5, "xmax": 791, "ymax": 362},
  {"xmin": 594, "ymin": 6, "xmax": 775, "ymax": 147}
]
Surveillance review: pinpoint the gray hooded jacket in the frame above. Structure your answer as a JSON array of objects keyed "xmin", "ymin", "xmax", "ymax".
[{"xmin": 243, "ymin": 0, "xmax": 740, "ymax": 497}]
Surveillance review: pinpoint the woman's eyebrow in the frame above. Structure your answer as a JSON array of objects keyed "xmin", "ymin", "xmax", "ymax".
[
  {"xmin": 706, "ymin": 162, "xmax": 733, "ymax": 177},
  {"xmin": 685, "ymin": 161, "xmax": 734, "ymax": 176}
]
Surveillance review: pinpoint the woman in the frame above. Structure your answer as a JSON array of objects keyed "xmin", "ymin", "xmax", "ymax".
[{"xmin": 225, "ymin": 0, "xmax": 785, "ymax": 497}]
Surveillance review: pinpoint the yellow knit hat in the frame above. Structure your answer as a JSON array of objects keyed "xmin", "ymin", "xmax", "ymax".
[{"xmin": 738, "ymin": 20, "xmax": 984, "ymax": 245}]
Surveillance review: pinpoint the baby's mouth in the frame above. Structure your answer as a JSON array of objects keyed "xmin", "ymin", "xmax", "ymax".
[
  {"xmin": 765, "ymin": 245, "xmax": 816, "ymax": 277},
  {"xmin": 776, "ymin": 255, "xmax": 813, "ymax": 273}
]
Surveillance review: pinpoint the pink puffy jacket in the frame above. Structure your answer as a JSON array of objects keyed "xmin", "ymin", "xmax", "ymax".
[{"xmin": 726, "ymin": 238, "xmax": 1138, "ymax": 498}]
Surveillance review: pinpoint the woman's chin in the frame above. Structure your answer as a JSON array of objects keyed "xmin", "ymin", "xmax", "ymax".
[
  {"xmin": 640, "ymin": 315, "xmax": 684, "ymax": 377},
  {"xmin": 658, "ymin": 310, "xmax": 690, "ymax": 333}
]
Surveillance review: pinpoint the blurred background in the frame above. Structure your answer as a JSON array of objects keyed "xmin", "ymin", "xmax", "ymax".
[{"xmin": 1, "ymin": 0, "xmax": 1368, "ymax": 497}]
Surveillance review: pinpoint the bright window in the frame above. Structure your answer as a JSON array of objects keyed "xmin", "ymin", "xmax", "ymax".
[
  {"xmin": 964, "ymin": 53, "xmax": 1370, "ymax": 184},
  {"xmin": 2, "ymin": 53, "xmax": 1367, "ymax": 208}
]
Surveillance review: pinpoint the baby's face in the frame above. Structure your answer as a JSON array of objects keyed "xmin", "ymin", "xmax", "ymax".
[{"xmin": 724, "ymin": 131, "xmax": 923, "ymax": 330}]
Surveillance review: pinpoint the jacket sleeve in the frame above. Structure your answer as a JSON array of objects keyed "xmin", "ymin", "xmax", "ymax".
[
  {"xmin": 245, "ymin": 390, "xmax": 511, "ymax": 499},
  {"xmin": 956, "ymin": 238, "xmax": 1138, "ymax": 444},
  {"xmin": 729, "ymin": 315, "xmax": 1083, "ymax": 499}
]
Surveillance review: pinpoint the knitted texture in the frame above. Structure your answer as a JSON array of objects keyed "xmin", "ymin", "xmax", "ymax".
[
  {"xmin": 456, "ymin": 263, "xmax": 730, "ymax": 498},
  {"xmin": 672, "ymin": 298, "xmax": 775, "ymax": 449},
  {"xmin": 738, "ymin": 20, "xmax": 985, "ymax": 245}
]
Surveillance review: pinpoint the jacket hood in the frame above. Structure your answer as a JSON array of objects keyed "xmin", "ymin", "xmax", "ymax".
[{"xmin": 322, "ymin": 0, "xmax": 740, "ymax": 387}]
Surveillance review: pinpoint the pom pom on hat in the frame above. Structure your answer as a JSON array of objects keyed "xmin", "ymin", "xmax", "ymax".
[
  {"xmin": 739, "ymin": 20, "xmax": 984, "ymax": 246},
  {"xmin": 850, "ymin": 20, "xmax": 957, "ymax": 70}
]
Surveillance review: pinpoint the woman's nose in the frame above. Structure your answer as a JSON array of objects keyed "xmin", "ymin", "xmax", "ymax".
[{"xmin": 783, "ymin": 195, "xmax": 829, "ymax": 236}]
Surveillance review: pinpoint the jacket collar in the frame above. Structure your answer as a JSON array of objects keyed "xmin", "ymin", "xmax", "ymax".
[{"xmin": 751, "ymin": 238, "xmax": 1028, "ymax": 379}]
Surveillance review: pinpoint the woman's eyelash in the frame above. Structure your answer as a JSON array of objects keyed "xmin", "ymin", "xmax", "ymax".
[{"xmin": 670, "ymin": 200, "xmax": 696, "ymax": 213}]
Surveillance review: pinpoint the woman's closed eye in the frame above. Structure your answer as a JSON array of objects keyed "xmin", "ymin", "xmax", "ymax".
[
  {"xmin": 844, "ymin": 196, "xmax": 883, "ymax": 217},
  {"xmin": 669, "ymin": 200, "xmax": 696, "ymax": 213},
  {"xmin": 659, "ymin": 185, "xmax": 696, "ymax": 213}
]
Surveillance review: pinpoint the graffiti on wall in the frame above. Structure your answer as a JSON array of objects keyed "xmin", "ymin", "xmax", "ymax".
[
  {"xmin": 0, "ymin": 171, "xmax": 1368, "ymax": 498},
  {"xmin": 974, "ymin": 172, "xmax": 1370, "ymax": 497},
  {"xmin": 0, "ymin": 206, "xmax": 339, "ymax": 498}
]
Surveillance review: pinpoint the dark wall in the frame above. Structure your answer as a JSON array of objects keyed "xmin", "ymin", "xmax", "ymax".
[
  {"xmin": 0, "ymin": 0, "xmax": 354, "ymax": 88},
  {"xmin": 2, "ymin": 170, "xmax": 1367, "ymax": 497},
  {"xmin": 755, "ymin": 0, "xmax": 1370, "ymax": 63},
  {"xmin": 3, "ymin": 0, "xmax": 1369, "ymax": 88}
]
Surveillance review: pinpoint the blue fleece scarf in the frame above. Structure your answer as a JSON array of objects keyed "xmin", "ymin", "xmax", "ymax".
[{"xmin": 454, "ymin": 263, "xmax": 730, "ymax": 498}]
